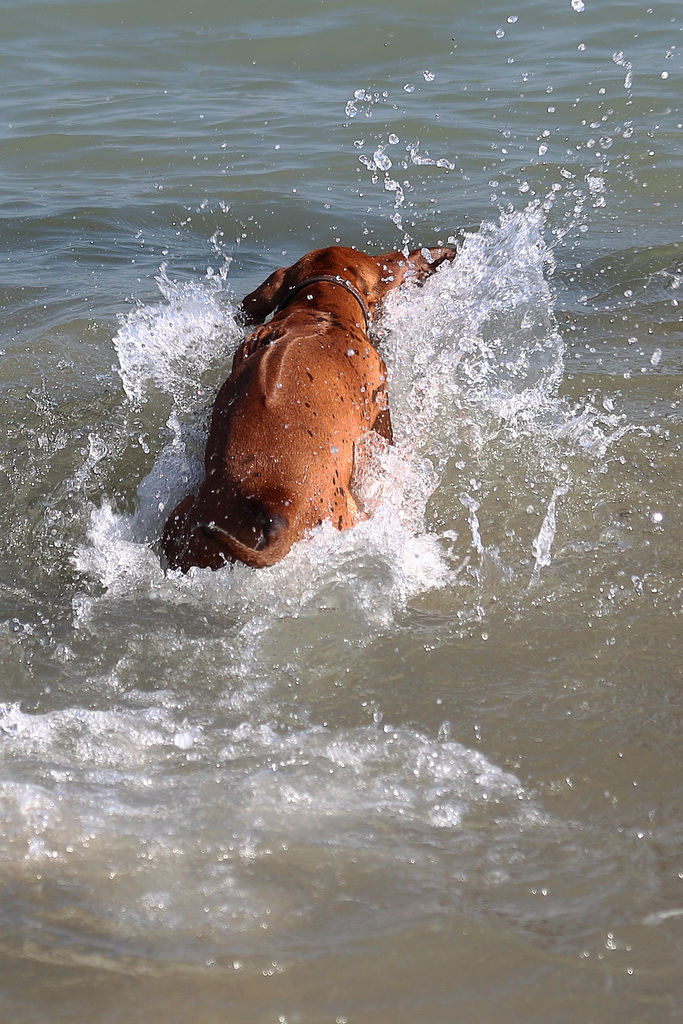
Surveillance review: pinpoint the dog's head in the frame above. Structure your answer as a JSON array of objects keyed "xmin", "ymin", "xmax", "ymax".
[
  {"xmin": 241, "ymin": 244, "xmax": 457, "ymax": 326},
  {"xmin": 367, "ymin": 245, "xmax": 457, "ymax": 302}
]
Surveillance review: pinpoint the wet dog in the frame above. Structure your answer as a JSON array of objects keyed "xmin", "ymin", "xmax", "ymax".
[{"xmin": 162, "ymin": 244, "xmax": 456, "ymax": 571}]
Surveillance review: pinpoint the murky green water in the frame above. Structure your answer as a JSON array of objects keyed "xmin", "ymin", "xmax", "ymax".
[{"xmin": 1, "ymin": 0, "xmax": 682, "ymax": 1021}]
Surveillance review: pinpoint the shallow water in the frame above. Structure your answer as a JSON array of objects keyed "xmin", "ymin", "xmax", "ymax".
[{"xmin": 1, "ymin": 0, "xmax": 683, "ymax": 1021}]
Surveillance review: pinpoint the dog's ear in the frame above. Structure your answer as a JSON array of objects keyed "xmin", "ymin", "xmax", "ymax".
[
  {"xmin": 241, "ymin": 267, "xmax": 288, "ymax": 324},
  {"xmin": 403, "ymin": 246, "xmax": 458, "ymax": 284},
  {"xmin": 373, "ymin": 246, "xmax": 457, "ymax": 300}
]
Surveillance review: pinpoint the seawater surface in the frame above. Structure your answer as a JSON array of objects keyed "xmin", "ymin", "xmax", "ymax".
[{"xmin": 1, "ymin": 0, "xmax": 682, "ymax": 1022}]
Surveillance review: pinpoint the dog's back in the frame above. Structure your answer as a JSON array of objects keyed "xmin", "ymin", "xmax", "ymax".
[{"xmin": 162, "ymin": 244, "xmax": 456, "ymax": 571}]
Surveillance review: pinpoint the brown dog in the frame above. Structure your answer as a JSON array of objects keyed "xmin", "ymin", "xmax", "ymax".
[{"xmin": 162, "ymin": 244, "xmax": 456, "ymax": 571}]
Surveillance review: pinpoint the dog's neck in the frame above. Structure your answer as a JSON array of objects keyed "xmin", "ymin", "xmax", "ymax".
[{"xmin": 271, "ymin": 274, "xmax": 372, "ymax": 331}]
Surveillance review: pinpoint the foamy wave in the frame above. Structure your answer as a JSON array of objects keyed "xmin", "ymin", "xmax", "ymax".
[
  {"xmin": 0, "ymin": 702, "xmax": 175, "ymax": 770},
  {"xmin": 217, "ymin": 722, "xmax": 535, "ymax": 835},
  {"xmin": 0, "ymin": 698, "xmax": 539, "ymax": 876},
  {"xmin": 0, "ymin": 701, "xmax": 546, "ymax": 965}
]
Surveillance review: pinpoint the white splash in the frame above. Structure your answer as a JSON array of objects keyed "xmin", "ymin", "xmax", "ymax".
[
  {"xmin": 113, "ymin": 262, "xmax": 241, "ymax": 410},
  {"xmin": 531, "ymin": 483, "xmax": 569, "ymax": 582},
  {"xmin": 380, "ymin": 204, "xmax": 564, "ymax": 456},
  {"xmin": 76, "ymin": 203, "xmax": 633, "ymax": 613}
]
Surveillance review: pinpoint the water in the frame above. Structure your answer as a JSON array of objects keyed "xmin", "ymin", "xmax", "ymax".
[{"xmin": 1, "ymin": 0, "xmax": 682, "ymax": 1021}]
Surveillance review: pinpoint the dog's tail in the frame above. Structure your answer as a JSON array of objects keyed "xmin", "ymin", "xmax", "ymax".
[{"xmin": 198, "ymin": 511, "xmax": 291, "ymax": 569}]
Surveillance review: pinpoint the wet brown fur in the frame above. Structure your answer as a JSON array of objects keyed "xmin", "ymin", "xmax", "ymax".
[{"xmin": 162, "ymin": 244, "xmax": 456, "ymax": 571}]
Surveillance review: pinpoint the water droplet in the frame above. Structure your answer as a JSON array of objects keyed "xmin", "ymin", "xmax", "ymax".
[
  {"xmin": 373, "ymin": 147, "xmax": 392, "ymax": 171},
  {"xmin": 496, "ymin": 28, "xmax": 505, "ymax": 38},
  {"xmin": 423, "ymin": 70, "xmax": 435, "ymax": 82},
  {"xmin": 571, "ymin": 0, "xmax": 585, "ymax": 11},
  {"xmin": 403, "ymin": 83, "xmax": 415, "ymax": 93},
  {"xmin": 507, "ymin": 15, "xmax": 518, "ymax": 23},
  {"xmin": 330, "ymin": 445, "xmax": 339, "ymax": 455},
  {"xmin": 174, "ymin": 730, "xmax": 195, "ymax": 750},
  {"xmin": 650, "ymin": 348, "xmax": 662, "ymax": 367},
  {"xmin": 388, "ymin": 133, "xmax": 399, "ymax": 145}
]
